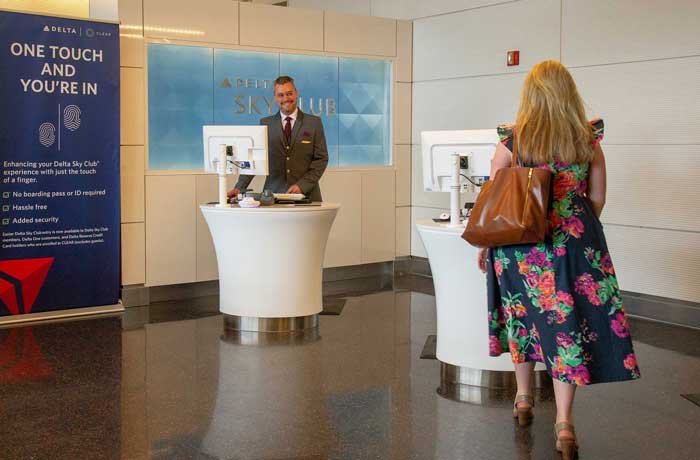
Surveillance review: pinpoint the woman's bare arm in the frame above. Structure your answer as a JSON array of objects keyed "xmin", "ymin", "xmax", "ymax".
[
  {"xmin": 477, "ymin": 142, "xmax": 513, "ymax": 272},
  {"xmin": 587, "ymin": 144, "xmax": 607, "ymax": 218},
  {"xmin": 490, "ymin": 142, "xmax": 513, "ymax": 178}
]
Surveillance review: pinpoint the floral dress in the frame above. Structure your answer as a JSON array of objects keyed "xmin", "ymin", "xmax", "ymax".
[{"xmin": 486, "ymin": 120, "xmax": 640, "ymax": 385}]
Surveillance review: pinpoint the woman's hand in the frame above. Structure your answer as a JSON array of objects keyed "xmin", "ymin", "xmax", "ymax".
[{"xmin": 477, "ymin": 248, "xmax": 488, "ymax": 273}]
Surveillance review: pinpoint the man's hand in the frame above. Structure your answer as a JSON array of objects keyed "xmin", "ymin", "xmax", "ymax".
[
  {"xmin": 287, "ymin": 184, "xmax": 302, "ymax": 194},
  {"xmin": 227, "ymin": 188, "xmax": 240, "ymax": 199}
]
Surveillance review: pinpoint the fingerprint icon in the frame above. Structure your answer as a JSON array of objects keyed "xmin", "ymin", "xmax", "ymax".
[
  {"xmin": 39, "ymin": 123, "xmax": 56, "ymax": 147},
  {"xmin": 63, "ymin": 105, "xmax": 81, "ymax": 131}
]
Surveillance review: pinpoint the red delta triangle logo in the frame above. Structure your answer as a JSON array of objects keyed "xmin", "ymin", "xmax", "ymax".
[{"xmin": 0, "ymin": 258, "xmax": 54, "ymax": 315}]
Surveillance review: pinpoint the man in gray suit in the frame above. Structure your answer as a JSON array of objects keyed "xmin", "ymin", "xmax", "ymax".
[{"xmin": 227, "ymin": 76, "xmax": 329, "ymax": 202}]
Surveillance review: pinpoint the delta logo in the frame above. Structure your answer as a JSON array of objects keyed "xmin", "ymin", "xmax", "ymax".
[
  {"xmin": 0, "ymin": 258, "xmax": 54, "ymax": 316},
  {"xmin": 43, "ymin": 25, "xmax": 78, "ymax": 35}
]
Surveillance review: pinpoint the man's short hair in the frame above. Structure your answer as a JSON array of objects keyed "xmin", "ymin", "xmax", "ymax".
[{"xmin": 273, "ymin": 76, "xmax": 295, "ymax": 90}]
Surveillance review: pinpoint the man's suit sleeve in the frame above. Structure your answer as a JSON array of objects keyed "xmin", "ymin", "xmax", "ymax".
[
  {"xmin": 234, "ymin": 117, "xmax": 267, "ymax": 191},
  {"xmin": 234, "ymin": 174, "xmax": 254, "ymax": 191},
  {"xmin": 297, "ymin": 118, "xmax": 329, "ymax": 194}
]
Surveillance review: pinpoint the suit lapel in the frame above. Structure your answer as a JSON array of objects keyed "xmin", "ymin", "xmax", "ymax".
[{"xmin": 271, "ymin": 112, "xmax": 285, "ymax": 148}]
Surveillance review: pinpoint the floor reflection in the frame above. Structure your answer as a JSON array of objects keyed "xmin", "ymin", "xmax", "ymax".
[
  {"xmin": 0, "ymin": 278, "xmax": 699, "ymax": 460},
  {"xmin": 0, "ymin": 318, "xmax": 120, "ymax": 460},
  {"xmin": 121, "ymin": 290, "xmax": 414, "ymax": 460},
  {"xmin": 120, "ymin": 288, "xmax": 700, "ymax": 460}
]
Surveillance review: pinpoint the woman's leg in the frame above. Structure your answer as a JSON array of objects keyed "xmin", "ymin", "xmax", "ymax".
[
  {"xmin": 513, "ymin": 361, "xmax": 536, "ymax": 425},
  {"xmin": 553, "ymin": 379, "xmax": 576, "ymax": 440},
  {"xmin": 552, "ymin": 379, "xmax": 575, "ymax": 422},
  {"xmin": 514, "ymin": 361, "xmax": 536, "ymax": 397}
]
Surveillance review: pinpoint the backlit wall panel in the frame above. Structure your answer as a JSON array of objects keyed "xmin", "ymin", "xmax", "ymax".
[
  {"xmin": 148, "ymin": 43, "xmax": 392, "ymax": 170},
  {"xmin": 147, "ymin": 45, "xmax": 213, "ymax": 170}
]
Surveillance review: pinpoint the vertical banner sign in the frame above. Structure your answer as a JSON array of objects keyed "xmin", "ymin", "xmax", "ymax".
[{"xmin": 0, "ymin": 11, "xmax": 120, "ymax": 316}]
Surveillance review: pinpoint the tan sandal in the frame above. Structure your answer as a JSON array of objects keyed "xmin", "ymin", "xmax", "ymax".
[
  {"xmin": 512, "ymin": 394, "xmax": 534, "ymax": 426},
  {"xmin": 554, "ymin": 421, "xmax": 578, "ymax": 460}
]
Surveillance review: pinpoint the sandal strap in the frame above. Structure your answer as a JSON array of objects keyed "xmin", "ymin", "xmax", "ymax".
[
  {"xmin": 514, "ymin": 394, "xmax": 534, "ymax": 408},
  {"xmin": 554, "ymin": 422, "xmax": 575, "ymax": 437}
]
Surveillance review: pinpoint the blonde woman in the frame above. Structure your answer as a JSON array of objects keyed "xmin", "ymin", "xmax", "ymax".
[{"xmin": 478, "ymin": 60, "xmax": 640, "ymax": 459}]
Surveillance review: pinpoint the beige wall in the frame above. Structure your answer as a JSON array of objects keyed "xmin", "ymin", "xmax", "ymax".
[
  {"xmin": 118, "ymin": 2, "xmax": 413, "ymax": 286},
  {"xmin": 1, "ymin": 0, "xmax": 121, "ymax": 20},
  {"xmin": 0, "ymin": 0, "xmax": 91, "ymax": 18},
  {"xmin": 289, "ymin": 0, "xmax": 511, "ymax": 20},
  {"xmin": 410, "ymin": 0, "xmax": 700, "ymax": 302},
  {"xmin": 119, "ymin": 0, "xmax": 146, "ymax": 285}
]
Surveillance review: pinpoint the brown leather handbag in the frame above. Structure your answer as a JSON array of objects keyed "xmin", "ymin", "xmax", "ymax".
[{"xmin": 462, "ymin": 131, "xmax": 552, "ymax": 248}]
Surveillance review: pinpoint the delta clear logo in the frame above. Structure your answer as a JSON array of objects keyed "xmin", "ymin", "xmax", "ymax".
[
  {"xmin": 0, "ymin": 258, "xmax": 54, "ymax": 315},
  {"xmin": 42, "ymin": 24, "xmax": 112, "ymax": 38}
]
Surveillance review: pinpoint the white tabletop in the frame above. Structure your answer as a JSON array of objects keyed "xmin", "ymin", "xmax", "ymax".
[
  {"xmin": 416, "ymin": 219, "xmax": 467, "ymax": 233},
  {"xmin": 200, "ymin": 202, "xmax": 340, "ymax": 213}
]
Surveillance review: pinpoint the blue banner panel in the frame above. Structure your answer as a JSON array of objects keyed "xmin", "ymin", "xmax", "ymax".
[
  {"xmin": 148, "ymin": 43, "xmax": 213, "ymax": 170},
  {"xmin": 0, "ymin": 11, "xmax": 120, "ymax": 315}
]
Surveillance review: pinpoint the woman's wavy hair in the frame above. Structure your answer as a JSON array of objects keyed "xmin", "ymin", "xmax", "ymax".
[{"xmin": 515, "ymin": 60, "xmax": 595, "ymax": 164}]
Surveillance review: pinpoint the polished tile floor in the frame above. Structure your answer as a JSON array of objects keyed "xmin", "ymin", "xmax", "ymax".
[{"xmin": 1, "ymin": 276, "xmax": 699, "ymax": 460}]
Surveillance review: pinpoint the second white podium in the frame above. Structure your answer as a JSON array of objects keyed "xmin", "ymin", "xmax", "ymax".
[
  {"xmin": 201, "ymin": 203, "xmax": 339, "ymax": 332},
  {"xmin": 417, "ymin": 220, "xmax": 547, "ymax": 397}
]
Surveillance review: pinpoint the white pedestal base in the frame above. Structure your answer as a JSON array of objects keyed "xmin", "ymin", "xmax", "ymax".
[{"xmin": 201, "ymin": 203, "xmax": 339, "ymax": 319}]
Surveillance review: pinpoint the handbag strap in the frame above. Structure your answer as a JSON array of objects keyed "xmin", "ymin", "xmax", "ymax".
[{"xmin": 510, "ymin": 128, "xmax": 519, "ymax": 167}]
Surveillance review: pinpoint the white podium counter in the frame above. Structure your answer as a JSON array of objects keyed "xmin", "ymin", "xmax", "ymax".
[
  {"xmin": 201, "ymin": 203, "xmax": 339, "ymax": 332},
  {"xmin": 416, "ymin": 220, "xmax": 546, "ymax": 395},
  {"xmin": 417, "ymin": 220, "xmax": 513, "ymax": 370}
]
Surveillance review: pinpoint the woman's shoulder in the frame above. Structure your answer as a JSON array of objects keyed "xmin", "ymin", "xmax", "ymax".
[
  {"xmin": 496, "ymin": 120, "xmax": 604, "ymax": 148},
  {"xmin": 497, "ymin": 124, "xmax": 514, "ymax": 142},
  {"xmin": 497, "ymin": 124, "xmax": 514, "ymax": 150}
]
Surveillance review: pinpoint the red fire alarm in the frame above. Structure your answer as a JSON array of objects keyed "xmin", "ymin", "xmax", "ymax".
[{"xmin": 507, "ymin": 50, "xmax": 520, "ymax": 66}]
